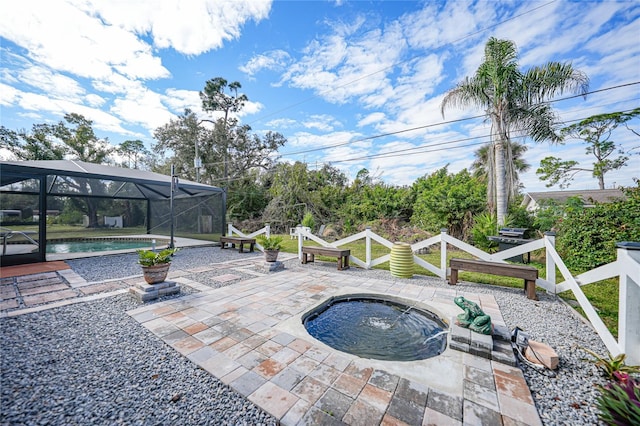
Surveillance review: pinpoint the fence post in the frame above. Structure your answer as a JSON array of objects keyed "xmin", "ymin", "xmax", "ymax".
[
  {"xmin": 544, "ymin": 232, "xmax": 556, "ymax": 294},
  {"xmin": 227, "ymin": 223, "xmax": 233, "ymax": 236},
  {"xmin": 440, "ymin": 228, "xmax": 448, "ymax": 278},
  {"xmin": 617, "ymin": 242, "xmax": 640, "ymax": 365},
  {"xmin": 298, "ymin": 230, "xmax": 303, "ymax": 260},
  {"xmin": 265, "ymin": 223, "xmax": 270, "ymax": 238},
  {"xmin": 365, "ymin": 227, "xmax": 371, "ymax": 268}
]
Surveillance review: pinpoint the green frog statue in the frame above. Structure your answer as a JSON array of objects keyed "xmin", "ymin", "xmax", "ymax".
[{"xmin": 454, "ymin": 296, "xmax": 492, "ymax": 335}]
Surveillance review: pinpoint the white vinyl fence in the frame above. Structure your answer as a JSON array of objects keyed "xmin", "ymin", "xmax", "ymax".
[{"xmin": 228, "ymin": 224, "xmax": 640, "ymax": 364}]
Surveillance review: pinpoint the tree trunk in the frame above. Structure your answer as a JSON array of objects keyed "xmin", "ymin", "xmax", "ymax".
[
  {"xmin": 495, "ymin": 140, "xmax": 508, "ymax": 226},
  {"xmin": 598, "ymin": 175, "xmax": 605, "ymax": 190}
]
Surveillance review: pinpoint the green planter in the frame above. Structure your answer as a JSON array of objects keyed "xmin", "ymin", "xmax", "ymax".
[{"xmin": 390, "ymin": 242, "xmax": 414, "ymax": 278}]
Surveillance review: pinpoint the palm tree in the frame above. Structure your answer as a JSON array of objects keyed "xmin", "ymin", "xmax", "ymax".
[
  {"xmin": 471, "ymin": 141, "xmax": 530, "ymax": 213},
  {"xmin": 441, "ymin": 37, "xmax": 588, "ymax": 225}
]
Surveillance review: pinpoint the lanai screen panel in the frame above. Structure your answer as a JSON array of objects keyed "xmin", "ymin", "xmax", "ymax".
[{"xmin": 0, "ymin": 160, "xmax": 225, "ymax": 265}]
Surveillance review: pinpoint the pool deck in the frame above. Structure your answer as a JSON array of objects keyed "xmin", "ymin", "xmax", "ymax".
[
  {"xmin": 1, "ymin": 254, "xmax": 542, "ymax": 425},
  {"xmin": 128, "ymin": 265, "xmax": 541, "ymax": 425}
]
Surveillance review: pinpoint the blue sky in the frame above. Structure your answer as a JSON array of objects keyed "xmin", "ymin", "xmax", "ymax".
[{"xmin": 1, "ymin": 0, "xmax": 639, "ymax": 192}]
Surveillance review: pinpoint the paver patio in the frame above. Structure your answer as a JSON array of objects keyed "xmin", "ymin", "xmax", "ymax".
[{"xmin": 128, "ymin": 266, "xmax": 542, "ymax": 425}]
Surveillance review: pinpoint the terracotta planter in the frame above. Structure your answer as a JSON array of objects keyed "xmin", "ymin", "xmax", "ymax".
[
  {"xmin": 264, "ymin": 250, "xmax": 280, "ymax": 262},
  {"xmin": 141, "ymin": 263, "xmax": 171, "ymax": 284}
]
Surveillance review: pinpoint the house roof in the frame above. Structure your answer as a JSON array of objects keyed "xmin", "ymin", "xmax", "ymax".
[
  {"xmin": 521, "ymin": 189, "xmax": 626, "ymax": 207},
  {"xmin": 0, "ymin": 160, "xmax": 223, "ymax": 200}
]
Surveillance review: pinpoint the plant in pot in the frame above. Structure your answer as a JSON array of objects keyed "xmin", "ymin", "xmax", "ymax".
[
  {"xmin": 257, "ymin": 235, "xmax": 283, "ymax": 262},
  {"xmin": 137, "ymin": 248, "xmax": 178, "ymax": 284}
]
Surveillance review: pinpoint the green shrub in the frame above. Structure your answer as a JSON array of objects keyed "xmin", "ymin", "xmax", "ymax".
[
  {"xmin": 137, "ymin": 248, "xmax": 178, "ymax": 266},
  {"xmin": 471, "ymin": 212, "xmax": 499, "ymax": 252},
  {"xmin": 557, "ymin": 183, "xmax": 640, "ymax": 271},
  {"xmin": 301, "ymin": 211, "xmax": 315, "ymax": 230},
  {"xmin": 257, "ymin": 235, "xmax": 283, "ymax": 250},
  {"xmin": 582, "ymin": 349, "xmax": 640, "ymax": 380}
]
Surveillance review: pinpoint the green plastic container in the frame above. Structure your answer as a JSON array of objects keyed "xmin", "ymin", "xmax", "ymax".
[{"xmin": 390, "ymin": 242, "xmax": 414, "ymax": 278}]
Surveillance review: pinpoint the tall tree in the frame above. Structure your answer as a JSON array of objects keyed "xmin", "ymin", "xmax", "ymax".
[
  {"xmin": 53, "ymin": 114, "xmax": 114, "ymax": 227},
  {"xmin": 200, "ymin": 77, "xmax": 248, "ymax": 189},
  {"xmin": 1, "ymin": 124, "xmax": 66, "ymax": 160},
  {"xmin": 118, "ymin": 139, "xmax": 149, "ymax": 169},
  {"xmin": 2, "ymin": 113, "xmax": 116, "ymax": 227},
  {"xmin": 537, "ymin": 108, "xmax": 640, "ymax": 189},
  {"xmin": 471, "ymin": 141, "xmax": 530, "ymax": 212},
  {"xmin": 153, "ymin": 109, "xmax": 206, "ymax": 181},
  {"xmin": 53, "ymin": 113, "xmax": 113, "ymax": 163},
  {"xmin": 441, "ymin": 37, "xmax": 588, "ymax": 224}
]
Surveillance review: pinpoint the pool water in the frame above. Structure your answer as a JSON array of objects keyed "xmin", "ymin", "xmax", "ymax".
[
  {"xmin": 46, "ymin": 241, "xmax": 153, "ymax": 253},
  {"xmin": 303, "ymin": 296, "xmax": 447, "ymax": 361}
]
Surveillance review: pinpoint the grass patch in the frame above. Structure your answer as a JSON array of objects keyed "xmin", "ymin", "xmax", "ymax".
[{"xmin": 558, "ymin": 279, "xmax": 619, "ymax": 338}]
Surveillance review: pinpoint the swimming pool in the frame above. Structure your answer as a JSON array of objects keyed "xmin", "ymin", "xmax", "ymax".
[{"xmin": 46, "ymin": 238, "xmax": 168, "ymax": 254}]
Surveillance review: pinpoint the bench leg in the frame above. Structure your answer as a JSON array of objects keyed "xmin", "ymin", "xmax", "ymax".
[
  {"xmin": 302, "ymin": 253, "xmax": 308, "ymax": 264},
  {"xmin": 449, "ymin": 268, "xmax": 458, "ymax": 285},
  {"xmin": 344, "ymin": 255, "xmax": 349, "ymax": 270},
  {"xmin": 239, "ymin": 243, "xmax": 244, "ymax": 253},
  {"xmin": 525, "ymin": 279, "xmax": 538, "ymax": 300},
  {"xmin": 249, "ymin": 243, "xmax": 254, "ymax": 253},
  {"xmin": 337, "ymin": 256, "xmax": 343, "ymax": 270}
]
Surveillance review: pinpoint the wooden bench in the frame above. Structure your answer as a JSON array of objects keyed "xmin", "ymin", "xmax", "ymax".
[
  {"xmin": 449, "ymin": 258, "xmax": 539, "ymax": 300},
  {"xmin": 220, "ymin": 236, "xmax": 256, "ymax": 253},
  {"xmin": 301, "ymin": 246, "xmax": 351, "ymax": 270}
]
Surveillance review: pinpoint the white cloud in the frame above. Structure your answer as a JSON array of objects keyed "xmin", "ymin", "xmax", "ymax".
[
  {"xmin": 80, "ymin": 0, "xmax": 272, "ymax": 55},
  {"xmin": 0, "ymin": 1, "xmax": 169, "ymax": 80},
  {"xmin": 0, "ymin": 83, "xmax": 19, "ymax": 106},
  {"xmin": 110, "ymin": 88, "xmax": 175, "ymax": 133},
  {"xmin": 401, "ymin": 1, "xmax": 492, "ymax": 50},
  {"xmin": 302, "ymin": 114, "xmax": 341, "ymax": 132},
  {"xmin": 163, "ymin": 89, "xmax": 201, "ymax": 113},
  {"xmin": 85, "ymin": 94, "xmax": 106, "ymax": 107},
  {"xmin": 18, "ymin": 66, "xmax": 86, "ymax": 102},
  {"xmin": 287, "ymin": 130, "xmax": 362, "ymax": 149},
  {"xmin": 265, "ymin": 118, "xmax": 298, "ymax": 129},
  {"xmin": 239, "ymin": 50, "xmax": 291, "ymax": 76},
  {"xmin": 280, "ymin": 16, "xmax": 405, "ymax": 105},
  {"xmin": 358, "ymin": 112, "xmax": 386, "ymax": 127}
]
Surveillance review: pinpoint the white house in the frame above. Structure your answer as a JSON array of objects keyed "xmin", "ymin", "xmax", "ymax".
[{"xmin": 521, "ymin": 189, "xmax": 626, "ymax": 212}]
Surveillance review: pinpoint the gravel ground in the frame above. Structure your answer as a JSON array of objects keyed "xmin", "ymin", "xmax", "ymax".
[{"xmin": 1, "ymin": 247, "xmax": 609, "ymax": 425}]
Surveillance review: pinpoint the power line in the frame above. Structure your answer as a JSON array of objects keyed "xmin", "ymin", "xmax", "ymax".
[
  {"xmin": 315, "ymin": 105, "xmax": 640, "ymax": 165},
  {"xmin": 277, "ymin": 82, "xmax": 640, "ymax": 158}
]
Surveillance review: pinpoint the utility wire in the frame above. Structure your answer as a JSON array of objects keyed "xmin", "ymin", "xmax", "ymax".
[{"xmin": 277, "ymin": 83, "xmax": 640, "ymax": 158}]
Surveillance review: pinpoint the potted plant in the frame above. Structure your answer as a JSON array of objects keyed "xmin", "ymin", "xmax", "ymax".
[
  {"xmin": 137, "ymin": 248, "xmax": 178, "ymax": 284},
  {"xmin": 257, "ymin": 235, "xmax": 283, "ymax": 262}
]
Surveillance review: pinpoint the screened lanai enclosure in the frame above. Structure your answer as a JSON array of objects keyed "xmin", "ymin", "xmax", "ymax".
[{"xmin": 0, "ymin": 160, "xmax": 225, "ymax": 265}]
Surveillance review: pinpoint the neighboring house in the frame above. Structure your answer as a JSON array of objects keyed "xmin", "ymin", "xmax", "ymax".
[{"xmin": 521, "ymin": 189, "xmax": 626, "ymax": 212}]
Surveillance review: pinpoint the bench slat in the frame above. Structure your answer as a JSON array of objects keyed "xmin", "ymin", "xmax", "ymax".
[
  {"xmin": 450, "ymin": 258, "xmax": 537, "ymax": 280},
  {"xmin": 302, "ymin": 246, "xmax": 350, "ymax": 256},
  {"xmin": 449, "ymin": 258, "xmax": 538, "ymax": 300}
]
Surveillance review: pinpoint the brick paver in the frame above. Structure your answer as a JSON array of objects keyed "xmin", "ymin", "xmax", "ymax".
[{"xmin": 123, "ymin": 267, "xmax": 543, "ymax": 425}]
